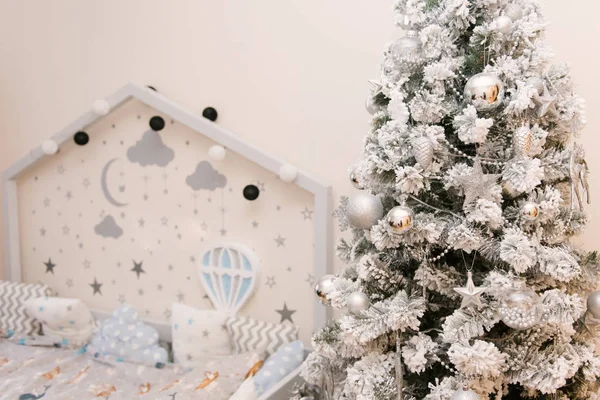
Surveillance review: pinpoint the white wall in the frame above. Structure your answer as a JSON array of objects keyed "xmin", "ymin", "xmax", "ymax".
[{"xmin": 1, "ymin": 0, "xmax": 599, "ymax": 278}]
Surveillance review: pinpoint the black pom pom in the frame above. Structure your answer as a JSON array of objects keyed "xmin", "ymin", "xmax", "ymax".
[
  {"xmin": 149, "ymin": 116, "xmax": 165, "ymax": 131},
  {"xmin": 243, "ymin": 184, "xmax": 260, "ymax": 201},
  {"xmin": 202, "ymin": 107, "xmax": 218, "ymax": 122},
  {"xmin": 146, "ymin": 85, "xmax": 157, "ymax": 92},
  {"xmin": 73, "ymin": 131, "xmax": 89, "ymax": 146}
]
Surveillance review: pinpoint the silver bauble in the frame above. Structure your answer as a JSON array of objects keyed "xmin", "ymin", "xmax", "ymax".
[
  {"xmin": 504, "ymin": 3, "xmax": 524, "ymax": 22},
  {"xmin": 527, "ymin": 77, "xmax": 545, "ymax": 95},
  {"xmin": 498, "ymin": 289, "xmax": 543, "ymax": 330},
  {"xmin": 349, "ymin": 168, "xmax": 363, "ymax": 190},
  {"xmin": 411, "ymin": 136, "xmax": 434, "ymax": 169},
  {"xmin": 450, "ymin": 388, "xmax": 481, "ymax": 400},
  {"xmin": 521, "ymin": 202, "xmax": 540, "ymax": 221},
  {"xmin": 587, "ymin": 290, "xmax": 600, "ymax": 318},
  {"xmin": 494, "ymin": 15, "xmax": 513, "ymax": 34},
  {"xmin": 386, "ymin": 206, "xmax": 414, "ymax": 234},
  {"xmin": 347, "ymin": 291, "xmax": 371, "ymax": 314},
  {"xmin": 346, "ymin": 193, "xmax": 384, "ymax": 229},
  {"xmin": 315, "ymin": 274, "xmax": 336, "ymax": 306},
  {"xmin": 513, "ymin": 125, "xmax": 533, "ymax": 158},
  {"xmin": 391, "ymin": 33, "xmax": 422, "ymax": 62},
  {"xmin": 464, "ymin": 73, "xmax": 505, "ymax": 111},
  {"xmin": 365, "ymin": 96, "xmax": 377, "ymax": 115}
]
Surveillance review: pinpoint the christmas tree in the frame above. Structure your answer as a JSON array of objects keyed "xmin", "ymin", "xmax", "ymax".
[{"xmin": 294, "ymin": 0, "xmax": 600, "ymax": 399}]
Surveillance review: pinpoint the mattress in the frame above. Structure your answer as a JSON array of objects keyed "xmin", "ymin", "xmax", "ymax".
[{"xmin": 0, "ymin": 339, "xmax": 253, "ymax": 399}]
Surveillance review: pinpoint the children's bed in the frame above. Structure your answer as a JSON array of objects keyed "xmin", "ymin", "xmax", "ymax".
[{"xmin": 1, "ymin": 84, "xmax": 332, "ymax": 399}]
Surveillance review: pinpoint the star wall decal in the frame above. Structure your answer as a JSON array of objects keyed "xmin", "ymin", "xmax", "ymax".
[
  {"xmin": 453, "ymin": 271, "xmax": 486, "ymax": 308},
  {"xmin": 275, "ymin": 302, "xmax": 296, "ymax": 323},
  {"xmin": 301, "ymin": 207, "xmax": 314, "ymax": 220},
  {"xmin": 62, "ymin": 226, "xmax": 70, "ymax": 235},
  {"xmin": 251, "ymin": 221, "xmax": 259, "ymax": 228},
  {"xmin": 306, "ymin": 274, "xmax": 316, "ymax": 286},
  {"xmin": 43, "ymin": 198, "xmax": 50, "ymax": 207},
  {"xmin": 176, "ymin": 291, "xmax": 185, "ymax": 302},
  {"xmin": 164, "ymin": 308, "xmax": 172, "ymax": 319},
  {"xmin": 202, "ymin": 330, "xmax": 210, "ymax": 338},
  {"xmin": 266, "ymin": 276, "xmax": 276, "ymax": 288},
  {"xmin": 274, "ymin": 235, "xmax": 286, "ymax": 247},
  {"xmin": 44, "ymin": 259, "xmax": 56, "ymax": 274},
  {"xmin": 453, "ymin": 160, "xmax": 501, "ymax": 207},
  {"xmin": 66, "ymin": 278, "xmax": 73, "ymax": 288},
  {"xmin": 132, "ymin": 260, "xmax": 145, "ymax": 278},
  {"xmin": 90, "ymin": 278, "xmax": 103, "ymax": 295},
  {"xmin": 83, "ymin": 260, "xmax": 91, "ymax": 269},
  {"xmin": 65, "ymin": 191, "xmax": 73, "ymax": 200}
]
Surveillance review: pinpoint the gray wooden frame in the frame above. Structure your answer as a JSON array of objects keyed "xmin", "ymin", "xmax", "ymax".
[{"xmin": 2, "ymin": 83, "xmax": 333, "ymax": 331}]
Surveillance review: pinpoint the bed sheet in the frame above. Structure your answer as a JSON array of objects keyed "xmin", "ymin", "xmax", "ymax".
[{"xmin": 0, "ymin": 339, "xmax": 258, "ymax": 399}]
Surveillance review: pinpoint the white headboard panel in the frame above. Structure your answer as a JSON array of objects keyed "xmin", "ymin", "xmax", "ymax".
[{"xmin": 2, "ymin": 84, "xmax": 333, "ymax": 343}]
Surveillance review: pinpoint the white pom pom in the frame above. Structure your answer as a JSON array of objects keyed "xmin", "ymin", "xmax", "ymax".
[
  {"xmin": 279, "ymin": 164, "xmax": 299, "ymax": 183},
  {"xmin": 41, "ymin": 139, "xmax": 59, "ymax": 155},
  {"xmin": 208, "ymin": 145, "xmax": 226, "ymax": 161},
  {"xmin": 92, "ymin": 99, "xmax": 110, "ymax": 116}
]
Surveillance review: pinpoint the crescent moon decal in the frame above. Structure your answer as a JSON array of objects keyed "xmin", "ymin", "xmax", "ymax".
[{"xmin": 101, "ymin": 158, "xmax": 128, "ymax": 207}]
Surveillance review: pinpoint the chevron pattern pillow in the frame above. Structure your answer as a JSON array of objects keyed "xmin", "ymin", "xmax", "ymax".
[
  {"xmin": 226, "ymin": 316, "xmax": 299, "ymax": 356},
  {"xmin": 0, "ymin": 280, "xmax": 52, "ymax": 337}
]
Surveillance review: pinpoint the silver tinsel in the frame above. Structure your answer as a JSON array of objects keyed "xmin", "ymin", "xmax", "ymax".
[
  {"xmin": 464, "ymin": 73, "xmax": 505, "ymax": 111},
  {"xmin": 450, "ymin": 388, "xmax": 481, "ymax": 400},
  {"xmin": 345, "ymin": 193, "xmax": 384, "ymax": 229},
  {"xmin": 453, "ymin": 160, "xmax": 501, "ymax": 207},
  {"xmin": 411, "ymin": 136, "xmax": 434, "ymax": 169},
  {"xmin": 587, "ymin": 290, "xmax": 600, "ymax": 318}
]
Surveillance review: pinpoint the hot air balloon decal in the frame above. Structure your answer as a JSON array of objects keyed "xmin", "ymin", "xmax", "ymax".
[{"xmin": 198, "ymin": 244, "xmax": 261, "ymax": 313}]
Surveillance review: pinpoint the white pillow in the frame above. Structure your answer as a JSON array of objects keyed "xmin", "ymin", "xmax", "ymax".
[
  {"xmin": 230, "ymin": 376, "xmax": 259, "ymax": 400},
  {"xmin": 25, "ymin": 297, "xmax": 94, "ymax": 346},
  {"xmin": 171, "ymin": 303, "xmax": 232, "ymax": 365}
]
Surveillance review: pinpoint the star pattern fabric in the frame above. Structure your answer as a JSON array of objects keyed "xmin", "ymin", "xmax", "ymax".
[{"xmin": 453, "ymin": 160, "xmax": 501, "ymax": 207}]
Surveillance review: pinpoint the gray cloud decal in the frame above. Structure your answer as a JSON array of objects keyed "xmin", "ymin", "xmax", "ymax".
[
  {"xmin": 127, "ymin": 130, "xmax": 175, "ymax": 167},
  {"xmin": 186, "ymin": 161, "xmax": 227, "ymax": 191},
  {"xmin": 94, "ymin": 215, "xmax": 123, "ymax": 239}
]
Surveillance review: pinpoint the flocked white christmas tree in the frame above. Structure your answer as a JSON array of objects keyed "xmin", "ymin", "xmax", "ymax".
[{"xmin": 293, "ymin": 0, "xmax": 600, "ymax": 399}]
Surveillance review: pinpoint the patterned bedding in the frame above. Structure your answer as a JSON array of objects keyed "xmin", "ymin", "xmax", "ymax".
[{"xmin": 0, "ymin": 339, "xmax": 260, "ymax": 399}]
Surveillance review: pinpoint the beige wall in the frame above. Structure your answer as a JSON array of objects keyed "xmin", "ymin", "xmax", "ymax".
[{"xmin": 0, "ymin": 0, "xmax": 599, "ymax": 279}]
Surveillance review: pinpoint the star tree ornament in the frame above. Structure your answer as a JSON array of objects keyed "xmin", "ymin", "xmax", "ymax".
[
  {"xmin": 453, "ymin": 271, "xmax": 487, "ymax": 308},
  {"xmin": 453, "ymin": 160, "xmax": 501, "ymax": 207},
  {"xmin": 533, "ymin": 83, "xmax": 559, "ymax": 118}
]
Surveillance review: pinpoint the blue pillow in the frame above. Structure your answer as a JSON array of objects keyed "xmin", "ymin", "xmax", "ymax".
[
  {"xmin": 253, "ymin": 340, "xmax": 305, "ymax": 395},
  {"xmin": 88, "ymin": 304, "xmax": 167, "ymax": 367}
]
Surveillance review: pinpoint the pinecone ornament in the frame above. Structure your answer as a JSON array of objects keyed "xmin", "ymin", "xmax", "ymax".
[{"xmin": 411, "ymin": 137, "xmax": 434, "ymax": 169}]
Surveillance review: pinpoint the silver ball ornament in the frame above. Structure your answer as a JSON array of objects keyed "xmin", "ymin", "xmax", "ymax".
[
  {"xmin": 386, "ymin": 206, "xmax": 414, "ymax": 234},
  {"xmin": 527, "ymin": 77, "xmax": 545, "ymax": 95},
  {"xmin": 464, "ymin": 73, "xmax": 505, "ymax": 111},
  {"xmin": 345, "ymin": 193, "xmax": 384, "ymax": 229},
  {"xmin": 504, "ymin": 3, "xmax": 524, "ymax": 22},
  {"xmin": 521, "ymin": 202, "xmax": 540, "ymax": 221},
  {"xmin": 498, "ymin": 289, "xmax": 543, "ymax": 330},
  {"xmin": 450, "ymin": 388, "xmax": 481, "ymax": 400},
  {"xmin": 347, "ymin": 291, "xmax": 371, "ymax": 315},
  {"xmin": 315, "ymin": 275, "xmax": 336, "ymax": 306},
  {"xmin": 349, "ymin": 168, "xmax": 363, "ymax": 190},
  {"xmin": 494, "ymin": 15, "xmax": 513, "ymax": 34},
  {"xmin": 365, "ymin": 96, "xmax": 377, "ymax": 115},
  {"xmin": 391, "ymin": 33, "xmax": 422, "ymax": 63},
  {"xmin": 587, "ymin": 290, "xmax": 600, "ymax": 318}
]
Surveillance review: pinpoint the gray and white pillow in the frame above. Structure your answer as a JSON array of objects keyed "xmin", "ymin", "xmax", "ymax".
[
  {"xmin": 0, "ymin": 280, "xmax": 52, "ymax": 337},
  {"xmin": 226, "ymin": 315, "xmax": 299, "ymax": 356}
]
